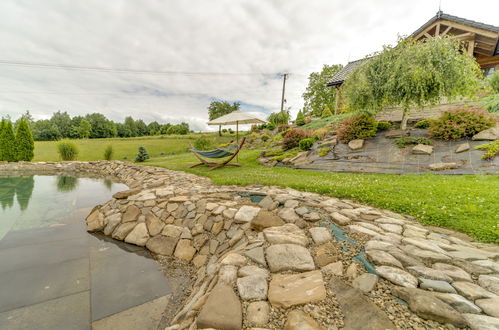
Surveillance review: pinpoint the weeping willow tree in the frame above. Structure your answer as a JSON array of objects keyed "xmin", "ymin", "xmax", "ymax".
[{"xmin": 342, "ymin": 37, "xmax": 482, "ymax": 129}]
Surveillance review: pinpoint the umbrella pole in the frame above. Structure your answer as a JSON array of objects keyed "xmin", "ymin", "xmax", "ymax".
[{"xmin": 236, "ymin": 121, "xmax": 239, "ymax": 162}]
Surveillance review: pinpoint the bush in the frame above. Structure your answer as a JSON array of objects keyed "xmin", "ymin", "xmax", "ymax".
[
  {"xmin": 268, "ymin": 111, "xmax": 290, "ymax": 126},
  {"xmin": 336, "ymin": 113, "xmax": 377, "ymax": 143},
  {"xmin": 299, "ymin": 138, "xmax": 314, "ymax": 151},
  {"xmin": 488, "ymin": 71, "xmax": 499, "ymax": 93},
  {"xmin": 282, "ymin": 129, "xmax": 310, "ymax": 150},
  {"xmin": 475, "ymin": 140, "xmax": 499, "ymax": 160},
  {"xmin": 321, "ymin": 105, "xmax": 333, "ymax": 118},
  {"xmin": 135, "ymin": 146, "xmax": 149, "ymax": 162},
  {"xmin": 312, "ymin": 127, "xmax": 329, "ymax": 141},
  {"xmin": 261, "ymin": 133, "xmax": 271, "ymax": 142},
  {"xmin": 376, "ymin": 121, "xmax": 391, "ymax": 131},
  {"xmin": 415, "ymin": 119, "xmax": 431, "ymax": 129},
  {"xmin": 193, "ymin": 136, "xmax": 213, "ymax": 150},
  {"xmin": 266, "ymin": 123, "xmax": 276, "ymax": 131},
  {"xmin": 57, "ymin": 141, "xmax": 79, "ymax": 160},
  {"xmin": 296, "ymin": 110, "xmax": 305, "ymax": 126},
  {"xmin": 277, "ymin": 124, "xmax": 290, "ymax": 132},
  {"xmin": 481, "ymin": 94, "xmax": 499, "ymax": 115},
  {"xmin": 15, "ymin": 119, "xmax": 34, "ymax": 161},
  {"xmin": 429, "ymin": 108, "xmax": 498, "ymax": 140},
  {"xmin": 104, "ymin": 145, "xmax": 114, "ymax": 160},
  {"xmin": 318, "ymin": 148, "xmax": 330, "ymax": 157},
  {"xmin": 228, "ymin": 128, "xmax": 234, "ymax": 134},
  {"xmin": 0, "ymin": 120, "xmax": 17, "ymax": 162},
  {"xmin": 394, "ymin": 137, "xmax": 433, "ymax": 148}
]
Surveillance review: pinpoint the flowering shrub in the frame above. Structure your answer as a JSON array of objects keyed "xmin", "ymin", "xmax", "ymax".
[
  {"xmin": 299, "ymin": 138, "xmax": 314, "ymax": 151},
  {"xmin": 277, "ymin": 124, "xmax": 290, "ymax": 132},
  {"xmin": 282, "ymin": 129, "xmax": 310, "ymax": 150},
  {"xmin": 429, "ymin": 108, "xmax": 498, "ymax": 140},
  {"xmin": 336, "ymin": 113, "xmax": 377, "ymax": 143}
]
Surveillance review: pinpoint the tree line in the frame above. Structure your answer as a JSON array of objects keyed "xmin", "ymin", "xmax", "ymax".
[
  {"xmin": 0, "ymin": 117, "xmax": 35, "ymax": 162},
  {"xmin": 12, "ymin": 111, "xmax": 191, "ymax": 141}
]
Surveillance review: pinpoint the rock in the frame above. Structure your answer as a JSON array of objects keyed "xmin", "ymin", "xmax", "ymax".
[
  {"xmin": 321, "ymin": 261, "xmax": 343, "ymax": 276},
  {"xmin": 479, "ymin": 275, "xmax": 499, "ymax": 295},
  {"xmin": 111, "ymin": 222, "xmax": 136, "ymax": 240},
  {"xmin": 112, "ymin": 188, "xmax": 141, "ymax": 199},
  {"xmin": 345, "ymin": 262, "xmax": 359, "ymax": 280},
  {"xmin": 234, "ymin": 205, "xmax": 261, "ymax": 223},
  {"xmin": 223, "ymin": 208, "xmax": 237, "ymax": 219},
  {"xmin": 303, "ymin": 212, "xmax": 321, "ymax": 222},
  {"xmin": 385, "ymin": 129, "xmax": 409, "ymax": 139},
  {"xmin": 268, "ymin": 270, "xmax": 326, "ymax": 308},
  {"xmin": 391, "ymin": 287, "xmax": 467, "ymax": 327},
  {"xmin": 155, "ymin": 188, "xmax": 173, "ymax": 198},
  {"xmin": 348, "ymin": 139, "xmax": 364, "ymax": 150},
  {"xmin": 308, "ymin": 227, "xmax": 332, "ymax": 245},
  {"xmin": 169, "ymin": 195, "xmax": 189, "ymax": 203},
  {"xmin": 433, "ymin": 293, "xmax": 482, "ymax": 314},
  {"xmin": 162, "ymin": 225, "xmax": 183, "ymax": 238},
  {"xmin": 221, "ymin": 253, "xmax": 247, "ymax": 267},
  {"xmin": 429, "ymin": 162, "xmax": 459, "ymax": 171},
  {"xmin": 192, "ymin": 254, "xmax": 208, "ymax": 267},
  {"xmin": 174, "ymin": 239, "xmax": 196, "ymax": 262},
  {"xmin": 329, "ymin": 279, "xmax": 396, "ymax": 330},
  {"xmin": 419, "ymin": 278, "xmax": 457, "ymax": 293},
  {"xmin": 352, "ymin": 273, "xmax": 379, "ymax": 293},
  {"xmin": 124, "ymin": 223, "xmax": 150, "ymax": 246},
  {"xmin": 266, "ymin": 244, "xmax": 315, "ymax": 272},
  {"xmin": 401, "ymin": 237, "xmax": 448, "ymax": 255},
  {"xmin": 283, "ymin": 310, "xmax": 321, "ymax": 330},
  {"xmin": 452, "ymin": 281, "xmax": 498, "ymax": 300},
  {"xmin": 237, "ymin": 275, "xmax": 268, "ymax": 300},
  {"xmin": 313, "ymin": 242, "xmax": 337, "ymax": 267},
  {"xmin": 455, "ymin": 142, "xmax": 470, "ymax": 153},
  {"xmin": 475, "ymin": 298, "xmax": 499, "ymax": 317},
  {"xmin": 375, "ymin": 266, "xmax": 418, "ymax": 288},
  {"xmin": 219, "ymin": 265, "xmax": 238, "ymax": 285},
  {"xmin": 388, "ymin": 249, "xmax": 424, "ymax": 267},
  {"xmin": 103, "ymin": 213, "xmax": 122, "ymax": 236},
  {"xmin": 284, "ymin": 199, "xmax": 300, "ymax": 208},
  {"xmin": 251, "ymin": 210, "xmax": 285, "ymax": 231},
  {"xmin": 407, "ymin": 266, "xmax": 453, "ymax": 282},
  {"xmin": 86, "ymin": 209, "xmax": 104, "ymax": 231},
  {"xmin": 244, "ymin": 247, "xmax": 267, "ymax": 266},
  {"xmin": 258, "ymin": 196, "xmax": 274, "ymax": 210},
  {"xmin": 263, "ymin": 224, "xmax": 308, "ymax": 246},
  {"xmin": 378, "ymin": 223, "xmax": 403, "ymax": 234},
  {"xmin": 463, "ymin": 313, "xmax": 499, "ymax": 330},
  {"xmin": 402, "ymin": 245, "xmax": 451, "ymax": 263},
  {"xmin": 246, "ymin": 301, "xmax": 270, "ymax": 327},
  {"xmin": 146, "ymin": 236, "xmax": 178, "ymax": 256},
  {"xmin": 197, "ymin": 283, "xmax": 242, "ymax": 330},
  {"xmin": 448, "ymin": 246, "xmax": 499, "ymax": 261},
  {"xmin": 348, "ymin": 225, "xmax": 379, "ymax": 236},
  {"xmin": 145, "ymin": 212, "xmax": 164, "ymax": 236},
  {"xmin": 122, "ymin": 205, "xmax": 140, "ymax": 222},
  {"xmin": 472, "ymin": 260, "xmax": 499, "ymax": 273},
  {"xmin": 278, "ymin": 208, "xmax": 300, "ymax": 223},
  {"xmin": 365, "ymin": 240, "xmax": 394, "ymax": 251},
  {"xmin": 472, "ymin": 125, "xmax": 499, "ymax": 140},
  {"xmin": 432, "ymin": 263, "xmax": 473, "ymax": 282},
  {"xmin": 412, "ymin": 144, "xmax": 433, "ymax": 155},
  {"xmin": 330, "ymin": 212, "xmax": 351, "ymax": 225},
  {"xmin": 366, "ymin": 250, "xmax": 403, "ymax": 268},
  {"xmin": 238, "ymin": 265, "xmax": 269, "ymax": 278}
]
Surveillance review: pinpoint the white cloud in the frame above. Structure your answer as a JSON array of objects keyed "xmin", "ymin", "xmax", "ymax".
[{"xmin": 0, "ymin": 0, "xmax": 498, "ymax": 131}]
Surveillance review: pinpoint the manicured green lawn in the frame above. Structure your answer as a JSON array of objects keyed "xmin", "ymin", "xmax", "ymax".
[
  {"xmin": 147, "ymin": 150, "xmax": 499, "ymax": 243},
  {"xmin": 33, "ymin": 133, "xmax": 234, "ymax": 162}
]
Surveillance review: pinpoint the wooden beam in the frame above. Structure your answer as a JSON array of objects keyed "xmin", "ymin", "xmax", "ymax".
[
  {"xmin": 474, "ymin": 48, "xmax": 494, "ymax": 57},
  {"xmin": 438, "ymin": 19, "xmax": 499, "ymax": 39},
  {"xmin": 424, "ymin": 32, "xmax": 433, "ymax": 38},
  {"xmin": 476, "ymin": 55, "xmax": 499, "ymax": 67},
  {"xmin": 414, "ymin": 22, "xmax": 439, "ymax": 40},
  {"xmin": 435, "ymin": 24, "xmax": 440, "ymax": 36},
  {"xmin": 441, "ymin": 25, "xmax": 452, "ymax": 36},
  {"xmin": 453, "ymin": 32, "xmax": 476, "ymax": 41},
  {"xmin": 467, "ymin": 39, "xmax": 475, "ymax": 56}
]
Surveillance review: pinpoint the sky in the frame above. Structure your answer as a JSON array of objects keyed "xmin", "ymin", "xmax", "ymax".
[{"xmin": 0, "ymin": 0, "xmax": 498, "ymax": 131}]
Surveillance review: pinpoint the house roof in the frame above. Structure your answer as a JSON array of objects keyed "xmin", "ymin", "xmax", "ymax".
[
  {"xmin": 412, "ymin": 10, "xmax": 499, "ymax": 37},
  {"xmin": 326, "ymin": 58, "xmax": 365, "ymax": 86}
]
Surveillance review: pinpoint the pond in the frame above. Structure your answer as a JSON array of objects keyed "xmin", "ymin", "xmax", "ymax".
[{"xmin": 0, "ymin": 175, "xmax": 171, "ymax": 330}]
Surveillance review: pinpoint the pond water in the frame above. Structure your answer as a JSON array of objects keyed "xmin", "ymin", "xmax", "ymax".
[{"xmin": 0, "ymin": 175, "xmax": 171, "ymax": 330}]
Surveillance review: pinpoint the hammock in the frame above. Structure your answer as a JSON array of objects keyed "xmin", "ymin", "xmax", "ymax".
[{"xmin": 189, "ymin": 137, "xmax": 246, "ymax": 170}]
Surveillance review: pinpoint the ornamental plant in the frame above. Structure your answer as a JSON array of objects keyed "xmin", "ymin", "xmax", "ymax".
[
  {"xmin": 135, "ymin": 146, "xmax": 150, "ymax": 162},
  {"xmin": 321, "ymin": 105, "xmax": 333, "ymax": 118},
  {"xmin": 336, "ymin": 113, "xmax": 377, "ymax": 143},
  {"xmin": 282, "ymin": 129, "xmax": 310, "ymax": 150},
  {"xmin": 103, "ymin": 145, "xmax": 114, "ymax": 160},
  {"xmin": 299, "ymin": 138, "xmax": 314, "ymax": 151},
  {"xmin": 0, "ymin": 120, "xmax": 17, "ymax": 162},
  {"xmin": 57, "ymin": 141, "xmax": 79, "ymax": 161},
  {"xmin": 295, "ymin": 110, "xmax": 305, "ymax": 126},
  {"xmin": 429, "ymin": 108, "xmax": 498, "ymax": 140},
  {"xmin": 15, "ymin": 119, "xmax": 34, "ymax": 161},
  {"xmin": 375, "ymin": 121, "xmax": 391, "ymax": 131},
  {"xmin": 475, "ymin": 140, "xmax": 499, "ymax": 160}
]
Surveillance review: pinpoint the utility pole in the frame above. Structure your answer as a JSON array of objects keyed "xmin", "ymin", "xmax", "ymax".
[{"xmin": 280, "ymin": 73, "xmax": 287, "ymax": 112}]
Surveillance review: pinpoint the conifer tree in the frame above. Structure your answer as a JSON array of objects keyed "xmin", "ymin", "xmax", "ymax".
[
  {"xmin": 295, "ymin": 110, "xmax": 305, "ymax": 126},
  {"xmin": 0, "ymin": 120, "xmax": 17, "ymax": 162},
  {"xmin": 321, "ymin": 105, "xmax": 333, "ymax": 118},
  {"xmin": 15, "ymin": 119, "xmax": 35, "ymax": 161}
]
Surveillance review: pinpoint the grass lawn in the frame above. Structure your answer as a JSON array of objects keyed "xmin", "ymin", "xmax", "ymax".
[
  {"xmin": 147, "ymin": 150, "xmax": 499, "ymax": 243},
  {"xmin": 33, "ymin": 133, "xmax": 234, "ymax": 162}
]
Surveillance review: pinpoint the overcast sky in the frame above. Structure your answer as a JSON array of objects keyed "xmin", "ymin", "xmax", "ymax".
[{"xmin": 0, "ymin": 0, "xmax": 498, "ymax": 131}]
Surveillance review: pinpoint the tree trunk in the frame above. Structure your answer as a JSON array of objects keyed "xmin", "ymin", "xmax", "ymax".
[
  {"xmin": 401, "ymin": 112, "xmax": 409, "ymax": 130},
  {"xmin": 218, "ymin": 125, "xmax": 221, "ymax": 136}
]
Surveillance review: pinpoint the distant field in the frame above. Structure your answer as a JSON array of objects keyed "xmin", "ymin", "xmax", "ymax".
[{"xmin": 33, "ymin": 133, "xmax": 235, "ymax": 161}]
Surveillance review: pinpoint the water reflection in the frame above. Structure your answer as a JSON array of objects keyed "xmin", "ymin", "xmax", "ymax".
[
  {"xmin": 56, "ymin": 176, "xmax": 79, "ymax": 192},
  {"xmin": 0, "ymin": 176, "xmax": 35, "ymax": 211}
]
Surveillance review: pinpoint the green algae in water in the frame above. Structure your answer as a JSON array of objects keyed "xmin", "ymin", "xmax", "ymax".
[
  {"xmin": 236, "ymin": 193, "xmax": 265, "ymax": 203},
  {"xmin": 352, "ymin": 250, "xmax": 377, "ymax": 275}
]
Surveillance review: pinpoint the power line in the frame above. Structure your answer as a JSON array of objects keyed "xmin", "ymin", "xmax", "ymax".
[{"xmin": 0, "ymin": 59, "xmax": 290, "ymax": 77}]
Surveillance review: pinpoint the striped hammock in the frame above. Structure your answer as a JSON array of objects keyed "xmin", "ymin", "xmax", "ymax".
[{"xmin": 190, "ymin": 144, "xmax": 237, "ymax": 158}]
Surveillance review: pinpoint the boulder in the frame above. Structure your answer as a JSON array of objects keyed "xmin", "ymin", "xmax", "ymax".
[
  {"xmin": 122, "ymin": 205, "xmax": 140, "ymax": 222},
  {"xmin": 321, "ymin": 261, "xmax": 343, "ymax": 276},
  {"xmin": 432, "ymin": 292, "xmax": 482, "ymax": 314},
  {"xmin": 197, "ymin": 283, "xmax": 242, "ymax": 330},
  {"xmin": 308, "ymin": 227, "xmax": 332, "ymax": 245},
  {"xmin": 111, "ymin": 222, "xmax": 137, "ymax": 240},
  {"xmin": 246, "ymin": 301, "xmax": 270, "ymax": 327},
  {"xmin": 244, "ymin": 247, "xmax": 267, "ymax": 266},
  {"xmin": 236, "ymin": 275, "xmax": 268, "ymax": 300},
  {"xmin": 366, "ymin": 250, "xmax": 403, "ymax": 268},
  {"xmin": 234, "ymin": 205, "xmax": 261, "ymax": 223},
  {"xmin": 348, "ymin": 139, "xmax": 364, "ymax": 150},
  {"xmin": 112, "ymin": 188, "xmax": 141, "ymax": 199},
  {"xmin": 419, "ymin": 278, "xmax": 457, "ymax": 293},
  {"xmin": 278, "ymin": 208, "xmax": 300, "ymax": 223},
  {"xmin": 86, "ymin": 209, "xmax": 105, "ymax": 232},
  {"xmin": 146, "ymin": 236, "xmax": 178, "ymax": 256},
  {"xmin": 238, "ymin": 265, "xmax": 269, "ymax": 278},
  {"xmin": 284, "ymin": 310, "xmax": 321, "ymax": 330},
  {"xmin": 251, "ymin": 210, "xmax": 285, "ymax": 231},
  {"xmin": 475, "ymin": 298, "xmax": 499, "ymax": 317},
  {"xmin": 161, "ymin": 225, "xmax": 183, "ymax": 238},
  {"xmin": 124, "ymin": 223, "xmax": 150, "ymax": 246},
  {"xmin": 472, "ymin": 125, "xmax": 499, "ymax": 141},
  {"xmin": 145, "ymin": 212, "xmax": 164, "ymax": 236},
  {"xmin": 268, "ymin": 270, "xmax": 326, "ymax": 308},
  {"xmin": 385, "ymin": 129, "xmax": 409, "ymax": 139},
  {"xmin": 263, "ymin": 224, "xmax": 309, "ymax": 246},
  {"xmin": 455, "ymin": 142, "xmax": 470, "ymax": 153},
  {"xmin": 407, "ymin": 266, "xmax": 453, "ymax": 282},
  {"xmin": 266, "ymin": 244, "xmax": 315, "ymax": 272},
  {"xmin": 478, "ymin": 275, "xmax": 499, "ymax": 295},
  {"xmin": 452, "ymin": 281, "xmax": 498, "ymax": 300},
  {"xmin": 412, "ymin": 144, "xmax": 433, "ymax": 155},
  {"xmin": 352, "ymin": 273, "xmax": 379, "ymax": 293},
  {"xmin": 375, "ymin": 266, "xmax": 418, "ymax": 288},
  {"xmin": 432, "ymin": 263, "xmax": 472, "ymax": 282},
  {"xmin": 221, "ymin": 253, "xmax": 247, "ymax": 267},
  {"xmin": 429, "ymin": 162, "xmax": 459, "ymax": 171},
  {"xmin": 463, "ymin": 313, "xmax": 499, "ymax": 330},
  {"xmin": 174, "ymin": 239, "xmax": 196, "ymax": 262},
  {"xmin": 330, "ymin": 212, "xmax": 351, "ymax": 225},
  {"xmin": 103, "ymin": 213, "xmax": 122, "ymax": 236}
]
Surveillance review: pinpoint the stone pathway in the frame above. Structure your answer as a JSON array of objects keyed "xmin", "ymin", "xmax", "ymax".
[{"xmin": 2, "ymin": 161, "xmax": 499, "ymax": 330}]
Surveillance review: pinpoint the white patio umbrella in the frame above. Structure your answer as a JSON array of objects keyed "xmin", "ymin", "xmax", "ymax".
[{"xmin": 207, "ymin": 111, "xmax": 267, "ymax": 144}]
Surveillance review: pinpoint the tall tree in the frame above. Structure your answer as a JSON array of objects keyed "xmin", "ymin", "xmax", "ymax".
[
  {"xmin": 85, "ymin": 113, "xmax": 116, "ymax": 138},
  {"xmin": 208, "ymin": 101, "xmax": 240, "ymax": 136},
  {"xmin": 342, "ymin": 37, "xmax": 482, "ymax": 129},
  {"xmin": 302, "ymin": 64, "xmax": 343, "ymax": 117},
  {"xmin": 77, "ymin": 119, "xmax": 92, "ymax": 138},
  {"xmin": 50, "ymin": 111, "xmax": 72, "ymax": 138},
  {"xmin": 0, "ymin": 120, "xmax": 17, "ymax": 161},
  {"xmin": 295, "ymin": 110, "xmax": 305, "ymax": 126},
  {"xmin": 15, "ymin": 119, "xmax": 34, "ymax": 161}
]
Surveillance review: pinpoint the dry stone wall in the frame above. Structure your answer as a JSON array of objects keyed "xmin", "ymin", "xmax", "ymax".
[{"xmin": 1, "ymin": 161, "xmax": 499, "ymax": 330}]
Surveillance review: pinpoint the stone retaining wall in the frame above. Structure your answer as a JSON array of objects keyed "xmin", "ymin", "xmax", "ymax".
[
  {"xmin": 2, "ymin": 161, "xmax": 498, "ymax": 330},
  {"xmin": 376, "ymin": 100, "xmax": 479, "ymax": 122}
]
